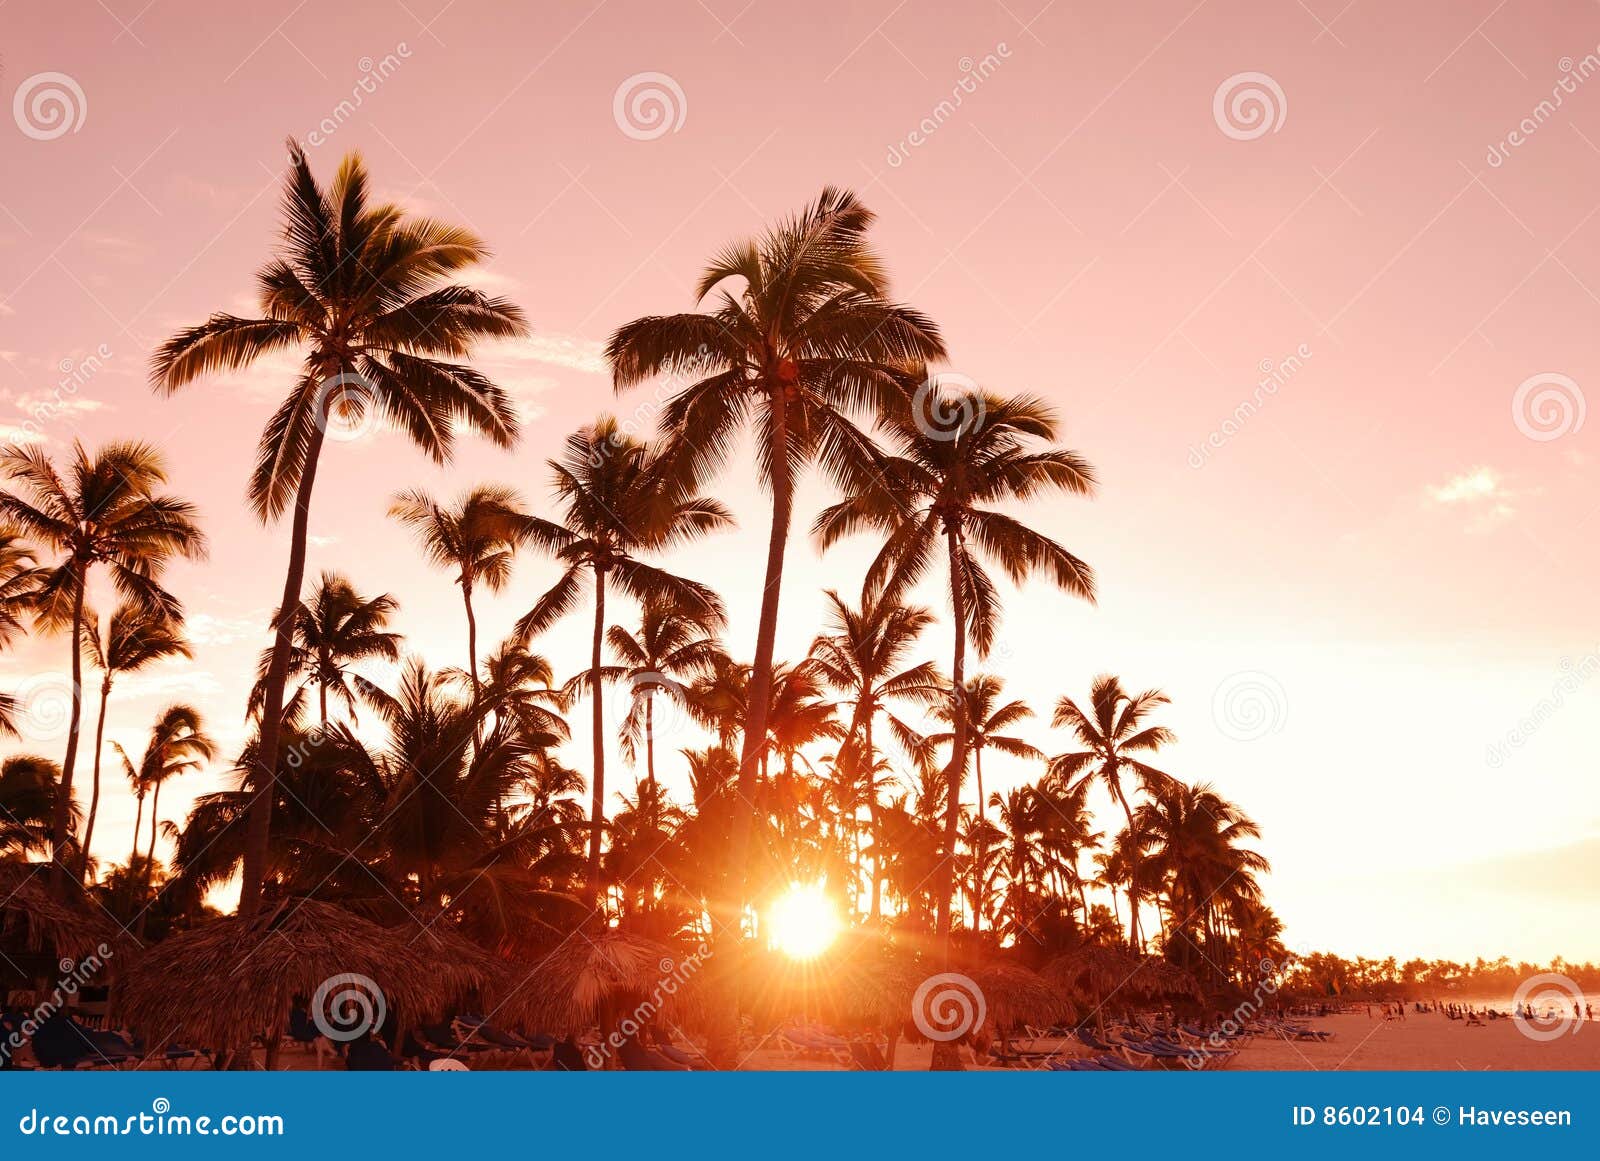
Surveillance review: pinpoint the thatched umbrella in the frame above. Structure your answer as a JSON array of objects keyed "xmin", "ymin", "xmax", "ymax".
[
  {"xmin": 496, "ymin": 929, "xmax": 704, "ymax": 1052},
  {"xmin": 115, "ymin": 898, "xmax": 483, "ymax": 1064},
  {"xmin": 1043, "ymin": 944, "xmax": 1149, "ymax": 1019},
  {"xmin": 966, "ymin": 962, "xmax": 1075, "ymax": 1038},
  {"xmin": 0, "ymin": 862, "xmax": 123, "ymax": 963},
  {"xmin": 1134, "ymin": 955, "xmax": 1203, "ymax": 1003}
]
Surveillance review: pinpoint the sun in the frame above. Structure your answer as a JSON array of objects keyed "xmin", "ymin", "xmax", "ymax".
[{"xmin": 768, "ymin": 883, "xmax": 842, "ymax": 960}]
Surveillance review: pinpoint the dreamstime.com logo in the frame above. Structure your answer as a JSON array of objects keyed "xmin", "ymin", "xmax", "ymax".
[
  {"xmin": 912, "ymin": 372, "xmax": 985, "ymax": 442},
  {"xmin": 13, "ymin": 72, "xmax": 87, "ymax": 140},
  {"xmin": 1211, "ymin": 670, "xmax": 1288, "ymax": 742},
  {"xmin": 310, "ymin": 973, "xmax": 387, "ymax": 1042},
  {"xmin": 8, "ymin": 672, "xmax": 77, "ymax": 742},
  {"xmin": 1512, "ymin": 972, "xmax": 1586, "ymax": 1043},
  {"xmin": 1512, "ymin": 373, "xmax": 1585, "ymax": 442},
  {"xmin": 585, "ymin": 944, "xmax": 711, "ymax": 1068},
  {"xmin": 1212, "ymin": 72, "xmax": 1287, "ymax": 141},
  {"xmin": 612, "ymin": 72, "xmax": 687, "ymax": 141},
  {"xmin": 911, "ymin": 972, "xmax": 987, "ymax": 1042}
]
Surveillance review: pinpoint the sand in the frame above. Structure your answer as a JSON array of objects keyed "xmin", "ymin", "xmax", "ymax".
[{"xmin": 1229, "ymin": 1009, "xmax": 1600, "ymax": 1070}]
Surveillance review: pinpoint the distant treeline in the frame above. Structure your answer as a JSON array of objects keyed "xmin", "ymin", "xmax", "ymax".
[{"xmin": 1280, "ymin": 952, "xmax": 1600, "ymax": 1000}]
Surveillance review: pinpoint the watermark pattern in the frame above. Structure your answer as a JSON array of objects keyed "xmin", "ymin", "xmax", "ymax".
[
  {"xmin": 1512, "ymin": 372, "xmax": 1585, "ymax": 442},
  {"xmin": 1511, "ymin": 972, "xmax": 1586, "ymax": 1042},
  {"xmin": 1212, "ymin": 72, "xmax": 1287, "ymax": 141},
  {"xmin": 306, "ymin": 45, "xmax": 412, "ymax": 147},
  {"xmin": 9, "ymin": 672, "xmax": 77, "ymax": 742},
  {"xmin": 884, "ymin": 44, "xmax": 1012, "ymax": 168},
  {"xmin": 315, "ymin": 371, "xmax": 382, "ymax": 443},
  {"xmin": 912, "ymin": 372, "xmax": 984, "ymax": 442},
  {"xmin": 1212, "ymin": 670, "xmax": 1288, "ymax": 742},
  {"xmin": 612, "ymin": 72, "xmax": 687, "ymax": 141},
  {"xmin": 16, "ymin": 1099, "xmax": 283, "ymax": 1137},
  {"xmin": 1486, "ymin": 51, "xmax": 1600, "ymax": 168},
  {"xmin": 310, "ymin": 973, "xmax": 387, "ymax": 1042},
  {"xmin": 1187, "ymin": 343, "xmax": 1312, "ymax": 468},
  {"xmin": 1485, "ymin": 648, "xmax": 1600, "ymax": 768},
  {"xmin": 911, "ymin": 972, "xmax": 986, "ymax": 1042},
  {"xmin": 13, "ymin": 72, "xmax": 87, "ymax": 140},
  {"xmin": 10, "ymin": 345, "xmax": 113, "ymax": 443},
  {"xmin": 1, "ymin": 943, "xmax": 114, "ymax": 1067},
  {"xmin": 584, "ymin": 943, "xmax": 711, "ymax": 1068}
]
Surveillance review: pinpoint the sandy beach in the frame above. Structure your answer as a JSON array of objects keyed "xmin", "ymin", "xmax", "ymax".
[{"xmin": 1228, "ymin": 1010, "xmax": 1600, "ymax": 1071}]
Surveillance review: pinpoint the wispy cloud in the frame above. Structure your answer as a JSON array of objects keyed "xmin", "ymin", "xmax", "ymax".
[
  {"xmin": 482, "ymin": 332, "xmax": 608, "ymax": 376},
  {"xmin": 1423, "ymin": 466, "xmax": 1525, "ymax": 532}
]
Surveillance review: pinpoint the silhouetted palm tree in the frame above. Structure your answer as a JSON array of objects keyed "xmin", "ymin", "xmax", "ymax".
[
  {"xmin": 607, "ymin": 188, "xmax": 946, "ymax": 961},
  {"xmin": 517, "ymin": 418, "xmax": 731, "ymax": 905},
  {"xmin": 1049, "ymin": 674, "xmax": 1176, "ymax": 948},
  {"xmin": 247, "ymin": 571, "xmax": 401, "ymax": 727},
  {"xmin": 0, "ymin": 754, "xmax": 69, "ymax": 861},
  {"xmin": 927, "ymin": 673, "xmax": 1043, "ymax": 825},
  {"xmin": 0, "ymin": 532, "xmax": 43, "ymax": 651},
  {"xmin": 80, "ymin": 603, "xmax": 192, "ymax": 878},
  {"xmin": 816, "ymin": 385, "xmax": 1095, "ymax": 1060},
  {"xmin": 0, "ymin": 441, "xmax": 205, "ymax": 879},
  {"xmin": 390, "ymin": 484, "xmax": 528, "ymax": 717},
  {"xmin": 151, "ymin": 143, "xmax": 527, "ymax": 915}
]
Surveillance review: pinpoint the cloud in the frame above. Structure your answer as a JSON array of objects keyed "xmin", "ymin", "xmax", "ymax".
[
  {"xmin": 1423, "ymin": 466, "xmax": 1523, "ymax": 531},
  {"xmin": 184, "ymin": 612, "xmax": 263, "ymax": 648},
  {"xmin": 481, "ymin": 332, "xmax": 608, "ymax": 376}
]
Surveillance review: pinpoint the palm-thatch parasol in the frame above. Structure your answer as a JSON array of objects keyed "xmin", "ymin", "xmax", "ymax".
[
  {"xmin": 0, "ymin": 862, "xmax": 123, "ymax": 962},
  {"xmin": 1134, "ymin": 955, "xmax": 1203, "ymax": 1003},
  {"xmin": 1043, "ymin": 944, "xmax": 1147, "ymax": 1010},
  {"xmin": 115, "ymin": 898, "xmax": 487, "ymax": 1055},
  {"xmin": 965, "ymin": 962, "xmax": 1076, "ymax": 1036},
  {"xmin": 496, "ymin": 928, "xmax": 705, "ymax": 1042}
]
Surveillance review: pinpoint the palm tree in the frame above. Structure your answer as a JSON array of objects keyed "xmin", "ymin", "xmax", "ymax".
[
  {"xmin": 151, "ymin": 143, "xmax": 527, "ymax": 916},
  {"xmin": 125, "ymin": 705, "xmax": 215, "ymax": 883},
  {"xmin": 80, "ymin": 603, "xmax": 192, "ymax": 878},
  {"xmin": 516, "ymin": 418, "xmax": 731, "ymax": 905},
  {"xmin": 606, "ymin": 188, "xmax": 946, "ymax": 939},
  {"xmin": 603, "ymin": 597, "xmax": 722, "ymax": 815},
  {"xmin": 0, "ymin": 754, "xmax": 68, "ymax": 861},
  {"xmin": 0, "ymin": 441, "xmax": 206, "ymax": 880},
  {"xmin": 0, "ymin": 531, "xmax": 43, "ymax": 650},
  {"xmin": 927, "ymin": 673, "xmax": 1042, "ymax": 825},
  {"xmin": 816, "ymin": 385, "xmax": 1096, "ymax": 1056},
  {"xmin": 246, "ymin": 571, "xmax": 401, "ymax": 726},
  {"xmin": 806, "ymin": 589, "xmax": 940, "ymax": 918},
  {"xmin": 1136, "ymin": 780, "xmax": 1269, "ymax": 980},
  {"xmin": 1049, "ymin": 674, "xmax": 1176, "ymax": 948},
  {"xmin": 389, "ymin": 484, "xmax": 527, "ymax": 716}
]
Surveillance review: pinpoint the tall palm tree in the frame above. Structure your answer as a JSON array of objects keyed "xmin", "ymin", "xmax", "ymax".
[
  {"xmin": 603, "ymin": 597, "xmax": 722, "ymax": 813},
  {"xmin": 247, "ymin": 571, "xmax": 401, "ymax": 726},
  {"xmin": 151, "ymin": 143, "xmax": 527, "ymax": 916},
  {"xmin": 389, "ymin": 484, "xmax": 527, "ymax": 715},
  {"xmin": 1049, "ymin": 674, "xmax": 1176, "ymax": 948},
  {"xmin": 606, "ymin": 188, "xmax": 946, "ymax": 940},
  {"xmin": 80, "ymin": 603, "xmax": 192, "ymax": 878},
  {"xmin": 927, "ymin": 673, "xmax": 1042, "ymax": 825},
  {"xmin": 816, "ymin": 385, "xmax": 1096, "ymax": 1057},
  {"xmin": 806, "ymin": 589, "xmax": 940, "ymax": 918},
  {"xmin": 516, "ymin": 418, "xmax": 731, "ymax": 905},
  {"xmin": 0, "ymin": 441, "xmax": 206, "ymax": 880}
]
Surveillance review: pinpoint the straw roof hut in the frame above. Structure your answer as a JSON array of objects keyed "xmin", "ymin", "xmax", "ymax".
[
  {"xmin": 497, "ymin": 928, "xmax": 704, "ymax": 1039},
  {"xmin": 0, "ymin": 862, "xmax": 122, "ymax": 962},
  {"xmin": 966, "ymin": 962, "xmax": 1075, "ymax": 1034},
  {"xmin": 115, "ymin": 898, "xmax": 487, "ymax": 1052},
  {"xmin": 1044, "ymin": 945, "xmax": 1203, "ymax": 1012}
]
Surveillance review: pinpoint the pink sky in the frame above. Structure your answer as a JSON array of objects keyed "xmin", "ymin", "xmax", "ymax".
[{"xmin": 3, "ymin": 0, "xmax": 1599, "ymax": 962}]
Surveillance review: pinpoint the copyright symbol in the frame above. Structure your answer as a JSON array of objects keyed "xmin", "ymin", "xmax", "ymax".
[{"xmin": 1432, "ymin": 1106, "xmax": 1451, "ymax": 1126}]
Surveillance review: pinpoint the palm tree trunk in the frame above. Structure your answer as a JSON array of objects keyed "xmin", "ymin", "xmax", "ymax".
[
  {"xmin": 710, "ymin": 392, "xmax": 793, "ymax": 1066},
  {"xmin": 933, "ymin": 522, "xmax": 968, "ymax": 1071},
  {"xmin": 241, "ymin": 421, "xmax": 328, "ymax": 917},
  {"xmin": 865, "ymin": 714, "xmax": 883, "ymax": 922},
  {"xmin": 585, "ymin": 567, "xmax": 607, "ymax": 909},
  {"xmin": 78, "ymin": 676, "xmax": 111, "ymax": 882},
  {"xmin": 130, "ymin": 792, "xmax": 144, "ymax": 867},
  {"xmin": 51, "ymin": 569, "xmax": 88, "ymax": 891},
  {"xmin": 644, "ymin": 692, "xmax": 656, "ymax": 832},
  {"xmin": 146, "ymin": 780, "xmax": 161, "ymax": 870},
  {"xmin": 974, "ymin": 743, "xmax": 985, "ymax": 824}
]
